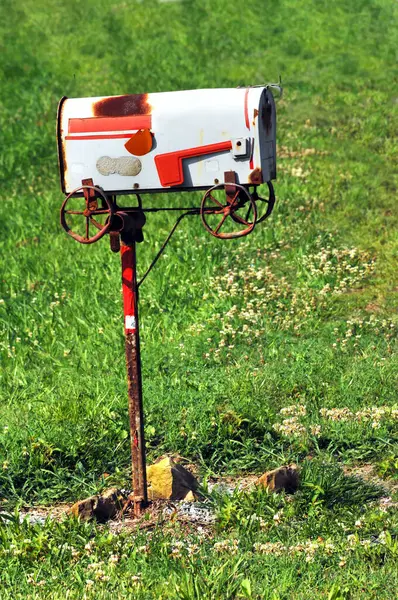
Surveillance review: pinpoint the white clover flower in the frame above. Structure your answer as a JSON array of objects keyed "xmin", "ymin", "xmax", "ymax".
[
  {"xmin": 280, "ymin": 404, "xmax": 306, "ymax": 417},
  {"xmin": 354, "ymin": 520, "xmax": 363, "ymax": 528},
  {"xmin": 253, "ymin": 541, "xmax": 285, "ymax": 556},
  {"xmin": 310, "ymin": 424, "xmax": 321, "ymax": 437},
  {"xmin": 213, "ymin": 539, "xmax": 239, "ymax": 554},
  {"xmin": 109, "ymin": 554, "xmax": 119, "ymax": 563},
  {"xmin": 378, "ymin": 531, "xmax": 387, "ymax": 544}
]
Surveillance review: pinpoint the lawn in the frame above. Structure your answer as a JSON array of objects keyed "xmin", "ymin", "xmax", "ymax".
[{"xmin": 0, "ymin": 0, "xmax": 397, "ymax": 597}]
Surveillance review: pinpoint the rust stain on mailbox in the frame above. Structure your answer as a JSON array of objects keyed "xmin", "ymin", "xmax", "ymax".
[
  {"xmin": 248, "ymin": 167, "xmax": 263, "ymax": 185},
  {"xmin": 253, "ymin": 108, "xmax": 259, "ymax": 126},
  {"xmin": 93, "ymin": 93, "xmax": 151, "ymax": 117},
  {"xmin": 56, "ymin": 96, "xmax": 68, "ymax": 193}
]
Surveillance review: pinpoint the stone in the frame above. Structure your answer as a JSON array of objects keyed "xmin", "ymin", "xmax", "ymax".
[
  {"xmin": 256, "ymin": 465, "xmax": 299, "ymax": 494},
  {"xmin": 70, "ymin": 487, "xmax": 125, "ymax": 522},
  {"xmin": 94, "ymin": 487, "xmax": 124, "ymax": 522},
  {"xmin": 184, "ymin": 491, "xmax": 196, "ymax": 502},
  {"xmin": 146, "ymin": 456, "xmax": 199, "ymax": 501},
  {"xmin": 70, "ymin": 496, "xmax": 97, "ymax": 520}
]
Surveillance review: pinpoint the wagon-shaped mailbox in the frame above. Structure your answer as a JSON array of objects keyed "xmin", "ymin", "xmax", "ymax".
[
  {"xmin": 57, "ymin": 85, "xmax": 280, "ymax": 514},
  {"xmin": 58, "ymin": 87, "xmax": 276, "ymax": 190}
]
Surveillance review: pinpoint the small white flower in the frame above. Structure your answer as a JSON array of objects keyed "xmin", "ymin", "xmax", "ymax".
[{"xmin": 273, "ymin": 511, "xmax": 283, "ymax": 523}]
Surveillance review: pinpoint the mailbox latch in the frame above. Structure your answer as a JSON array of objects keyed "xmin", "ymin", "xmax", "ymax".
[{"xmin": 232, "ymin": 137, "xmax": 250, "ymax": 158}]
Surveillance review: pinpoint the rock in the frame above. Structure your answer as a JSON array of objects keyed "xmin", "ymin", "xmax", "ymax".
[
  {"xmin": 146, "ymin": 456, "xmax": 199, "ymax": 501},
  {"xmin": 184, "ymin": 491, "xmax": 196, "ymax": 502},
  {"xmin": 70, "ymin": 496, "xmax": 97, "ymax": 520},
  {"xmin": 70, "ymin": 487, "xmax": 124, "ymax": 522},
  {"xmin": 94, "ymin": 487, "xmax": 124, "ymax": 522},
  {"xmin": 256, "ymin": 465, "xmax": 299, "ymax": 494}
]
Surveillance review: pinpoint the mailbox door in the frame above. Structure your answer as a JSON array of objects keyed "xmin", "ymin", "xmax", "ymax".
[{"xmin": 258, "ymin": 88, "xmax": 276, "ymax": 182}]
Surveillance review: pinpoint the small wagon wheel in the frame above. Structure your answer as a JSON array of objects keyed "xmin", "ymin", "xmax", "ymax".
[
  {"xmin": 60, "ymin": 185, "xmax": 114, "ymax": 244},
  {"xmin": 200, "ymin": 182, "xmax": 257, "ymax": 239}
]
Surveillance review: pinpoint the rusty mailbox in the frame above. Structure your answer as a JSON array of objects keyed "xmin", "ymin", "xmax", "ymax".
[{"xmin": 57, "ymin": 85, "xmax": 280, "ymax": 515}]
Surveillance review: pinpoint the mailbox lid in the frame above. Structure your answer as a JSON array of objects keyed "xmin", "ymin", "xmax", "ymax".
[{"xmin": 57, "ymin": 87, "xmax": 276, "ymax": 195}]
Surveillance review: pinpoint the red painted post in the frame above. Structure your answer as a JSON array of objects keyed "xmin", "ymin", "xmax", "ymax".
[{"xmin": 121, "ymin": 242, "xmax": 148, "ymax": 516}]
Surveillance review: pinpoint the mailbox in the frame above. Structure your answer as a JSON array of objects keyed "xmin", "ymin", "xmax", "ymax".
[
  {"xmin": 57, "ymin": 86, "xmax": 276, "ymax": 195},
  {"xmin": 57, "ymin": 84, "xmax": 281, "ymax": 515}
]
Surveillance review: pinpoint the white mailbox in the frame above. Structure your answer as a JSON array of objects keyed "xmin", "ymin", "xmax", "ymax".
[{"xmin": 57, "ymin": 86, "xmax": 276, "ymax": 195}]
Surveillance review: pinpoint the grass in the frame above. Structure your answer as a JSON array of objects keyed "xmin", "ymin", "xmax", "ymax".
[
  {"xmin": 1, "ymin": 463, "xmax": 397, "ymax": 599},
  {"xmin": 0, "ymin": 0, "xmax": 397, "ymax": 597}
]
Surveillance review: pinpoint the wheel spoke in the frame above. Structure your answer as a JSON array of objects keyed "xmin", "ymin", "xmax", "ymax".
[
  {"xmin": 234, "ymin": 214, "xmax": 250, "ymax": 226},
  {"xmin": 230, "ymin": 207, "xmax": 250, "ymax": 226},
  {"xmin": 90, "ymin": 209, "xmax": 111, "ymax": 215},
  {"xmin": 245, "ymin": 204, "xmax": 253, "ymax": 222},
  {"xmin": 90, "ymin": 216, "xmax": 105, "ymax": 231},
  {"xmin": 214, "ymin": 213, "xmax": 228, "ymax": 234},
  {"xmin": 207, "ymin": 193, "xmax": 224, "ymax": 208},
  {"xmin": 85, "ymin": 217, "xmax": 89, "ymax": 239},
  {"xmin": 65, "ymin": 210, "xmax": 84, "ymax": 215},
  {"xmin": 227, "ymin": 190, "xmax": 240, "ymax": 207}
]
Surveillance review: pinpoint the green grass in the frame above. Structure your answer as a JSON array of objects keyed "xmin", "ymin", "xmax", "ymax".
[
  {"xmin": 0, "ymin": 0, "xmax": 397, "ymax": 597},
  {"xmin": 1, "ymin": 463, "xmax": 397, "ymax": 599}
]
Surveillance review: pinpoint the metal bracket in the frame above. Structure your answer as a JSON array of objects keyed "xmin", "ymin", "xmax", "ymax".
[
  {"xmin": 82, "ymin": 178, "xmax": 98, "ymax": 212},
  {"xmin": 224, "ymin": 170, "xmax": 238, "ymax": 201}
]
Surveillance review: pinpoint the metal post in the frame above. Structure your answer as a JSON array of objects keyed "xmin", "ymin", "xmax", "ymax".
[{"xmin": 121, "ymin": 242, "xmax": 148, "ymax": 516}]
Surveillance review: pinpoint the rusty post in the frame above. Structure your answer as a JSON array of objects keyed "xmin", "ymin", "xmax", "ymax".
[{"xmin": 121, "ymin": 242, "xmax": 148, "ymax": 516}]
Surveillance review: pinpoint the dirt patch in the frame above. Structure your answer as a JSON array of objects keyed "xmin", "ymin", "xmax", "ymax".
[
  {"xmin": 8, "ymin": 465, "xmax": 397, "ymax": 533},
  {"xmin": 17, "ymin": 503, "xmax": 71, "ymax": 526},
  {"xmin": 343, "ymin": 463, "xmax": 398, "ymax": 509}
]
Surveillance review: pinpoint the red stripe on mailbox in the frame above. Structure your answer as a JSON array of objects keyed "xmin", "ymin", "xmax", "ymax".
[
  {"xmin": 68, "ymin": 115, "xmax": 152, "ymax": 134},
  {"xmin": 155, "ymin": 141, "xmax": 233, "ymax": 187},
  {"xmin": 244, "ymin": 88, "xmax": 250, "ymax": 130},
  {"xmin": 65, "ymin": 133, "xmax": 133, "ymax": 141}
]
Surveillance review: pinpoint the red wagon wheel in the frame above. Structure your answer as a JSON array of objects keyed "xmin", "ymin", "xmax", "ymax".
[
  {"xmin": 60, "ymin": 185, "xmax": 114, "ymax": 244},
  {"xmin": 200, "ymin": 182, "xmax": 257, "ymax": 239}
]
